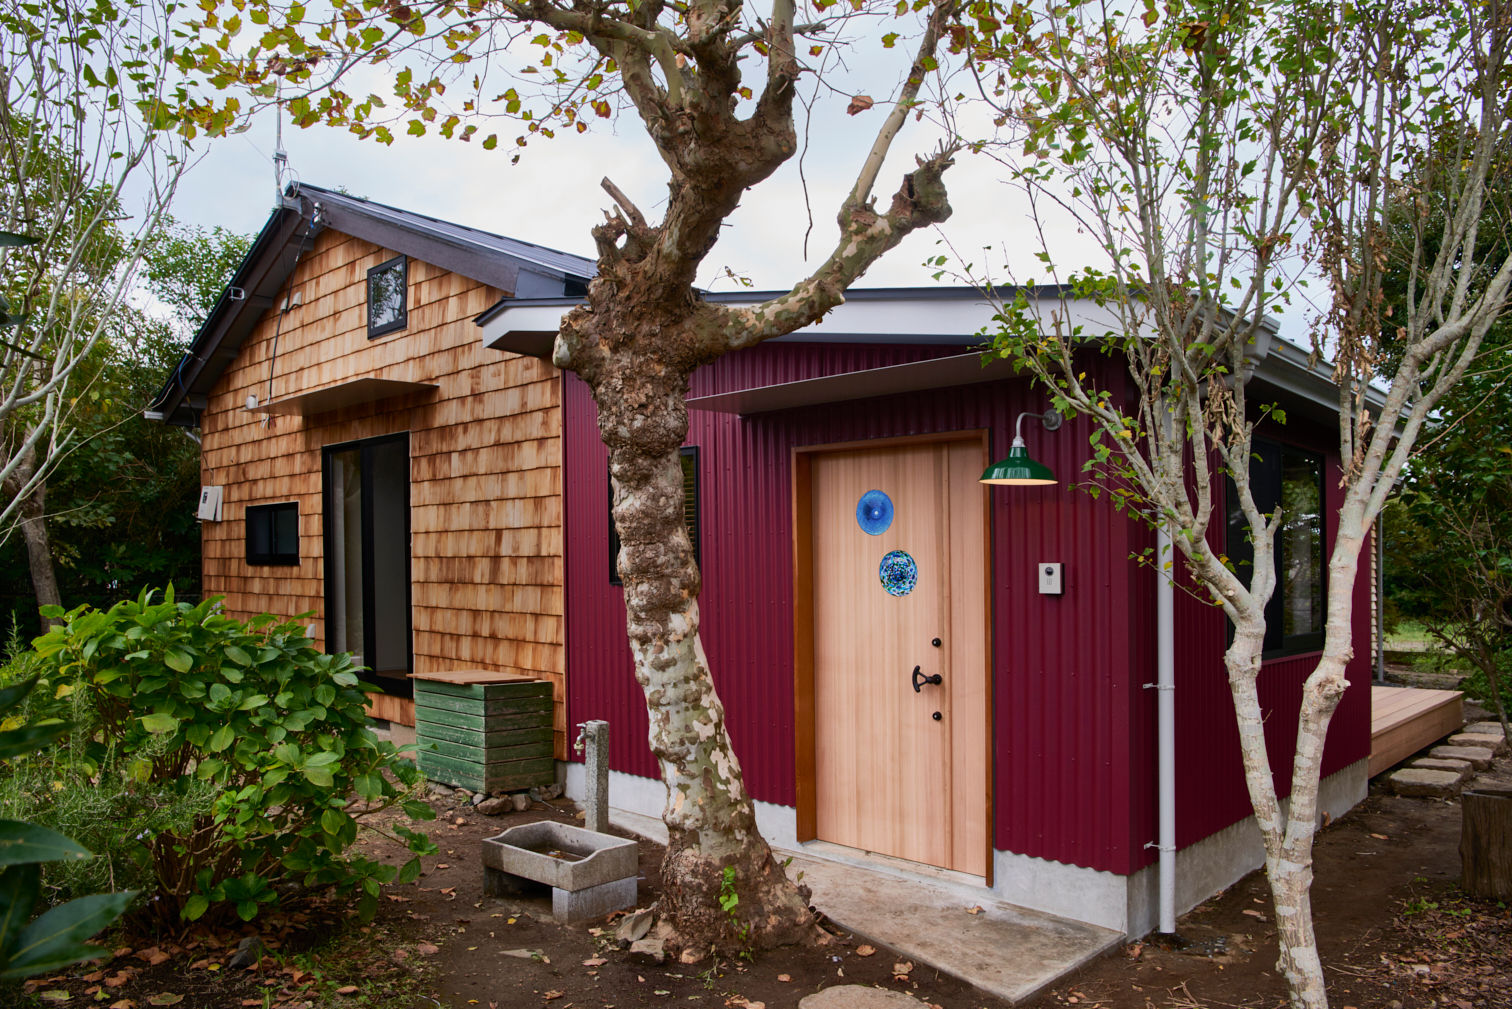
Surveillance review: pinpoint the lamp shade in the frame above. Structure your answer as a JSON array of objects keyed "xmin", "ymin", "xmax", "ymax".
[{"xmin": 979, "ymin": 444, "xmax": 1056, "ymax": 486}]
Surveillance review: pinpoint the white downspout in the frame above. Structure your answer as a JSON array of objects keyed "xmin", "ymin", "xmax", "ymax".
[{"xmin": 1156, "ymin": 523, "xmax": 1177, "ymax": 936}]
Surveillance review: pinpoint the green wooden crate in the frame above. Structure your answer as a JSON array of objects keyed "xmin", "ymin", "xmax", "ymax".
[{"xmin": 413, "ymin": 674, "xmax": 554, "ymax": 793}]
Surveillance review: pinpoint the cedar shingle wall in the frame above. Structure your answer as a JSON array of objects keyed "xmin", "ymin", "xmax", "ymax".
[{"xmin": 199, "ymin": 228, "xmax": 567, "ymax": 755}]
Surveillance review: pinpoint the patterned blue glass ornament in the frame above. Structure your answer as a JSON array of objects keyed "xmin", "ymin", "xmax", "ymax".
[
  {"xmin": 878, "ymin": 550, "xmax": 917, "ymax": 597},
  {"xmin": 856, "ymin": 489, "xmax": 894, "ymax": 536}
]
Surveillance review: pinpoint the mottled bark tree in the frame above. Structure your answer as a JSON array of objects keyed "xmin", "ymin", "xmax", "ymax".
[
  {"xmin": 196, "ymin": 0, "xmax": 963, "ymax": 953},
  {"xmin": 973, "ymin": 2, "xmax": 1512, "ymax": 1006}
]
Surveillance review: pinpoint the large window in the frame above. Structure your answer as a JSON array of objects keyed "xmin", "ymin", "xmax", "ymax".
[
  {"xmin": 1226, "ymin": 438, "xmax": 1325, "ymax": 655},
  {"xmin": 246, "ymin": 502, "xmax": 299, "ymax": 565},
  {"xmin": 366, "ymin": 255, "xmax": 407, "ymax": 338},
  {"xmin": 609, "ymin": 447, "xmax": 699, "ymax": 586}
]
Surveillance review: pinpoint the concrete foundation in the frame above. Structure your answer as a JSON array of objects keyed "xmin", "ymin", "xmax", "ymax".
[{"xmin": 560, "ymin": 757, "xmax": 1369, "ymax": 938}]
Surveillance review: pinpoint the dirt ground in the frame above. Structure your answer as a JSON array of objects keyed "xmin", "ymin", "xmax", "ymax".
[{"xmin": 9, "ymin": 701, "xmax": 1511, "ymax": 1009}]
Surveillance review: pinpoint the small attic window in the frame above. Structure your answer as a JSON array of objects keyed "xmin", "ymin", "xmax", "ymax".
[{"xmin": 367, "ymin": 255, "xmax": 407, "ymax": 338}]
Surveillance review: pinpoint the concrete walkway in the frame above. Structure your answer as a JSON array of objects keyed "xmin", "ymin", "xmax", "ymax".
[{"xmin": 613, "ymin": 810, "xmax": 1122, "ymax": 1004}]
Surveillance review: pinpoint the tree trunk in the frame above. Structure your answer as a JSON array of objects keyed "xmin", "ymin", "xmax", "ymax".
[
  {"xmin": 588, "ymin": 353, "xmax": 815, "ymax": 957},
  {"xmin": 2, "ymin": 439, "xmax": 62, "ymax": 625},
  {"xmin": 1461, "ymin": 789, "xmax": 1512, "ymax": 900}
]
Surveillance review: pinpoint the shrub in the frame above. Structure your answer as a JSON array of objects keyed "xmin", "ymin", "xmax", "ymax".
[
  {"xmin": 0, "ymin": 673, "xmax": 134, "ymax": 981},
  {"xmin": 13, "ymin": 588, "xmax": 435, "ymax": 926}
]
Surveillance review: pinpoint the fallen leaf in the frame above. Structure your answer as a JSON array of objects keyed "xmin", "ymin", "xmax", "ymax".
[
  {"xmin": 147, "ymin": 996, "xmax": 184, "ymax": 1007},
  {"xmin": 544, "ymin": 991, "xmax": 564, "ymax": 1001},
  {"xmin": 965, "ymin": 905, "xmax": 983, "ymax": 915},
  {"xmin": 776, "ymin": 974, "xmax": 791, "ymax": 982},
  {"xmin": 582, "ymin": 958, "xmax": 608, "ymax": 967},
  {"xmin": 437, "ymin": 864, "xmax": 451, "ymax": 869},
  {"xmin": 416, "ymin": 943, "xmax": 440, "ymax": 956},
  {"xmin": 392, "ymin": 948, "xmax": 409, "ymax": 962},
  {"xmin": 1370, "ymin": 833, "xmax": 1389, "ymax": 840},
  {"xmin": 109, "ymin": 1001, "xmax": 136, "ymax": 1009},
  {"xmin": 335, "ymin": 987, "xmax": 358, "ymax": 995},
  {"xmin": 40, "ymin": 994, "xmax": 71, "ymax": 1004},
  {"xmin": 855, "ymin": 944, "xmax": 876, "ymax": 957},
  {"xmin": 893, "ymin": 961, "xmax": 913, "ymax": 976},
  {"xmin": 1242, "ymin": 909, "xmax": 1265, "ymax": 918},
  {"xmin": 846, "ymin": 95, "xmax": 875, "ymax": 115}
]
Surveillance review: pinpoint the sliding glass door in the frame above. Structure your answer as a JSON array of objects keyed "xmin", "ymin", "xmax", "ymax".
[{"xmin": 323, "ymin": 433, "xmax": 412, "ymax": 694}]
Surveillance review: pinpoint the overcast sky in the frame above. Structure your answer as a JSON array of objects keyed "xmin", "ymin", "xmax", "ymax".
[{"xmin": 166, "ymin": 85, "xmax": 1086, "ymax": 296}]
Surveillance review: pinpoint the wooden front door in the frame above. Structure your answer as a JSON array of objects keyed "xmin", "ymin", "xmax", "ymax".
[{"xmin": 807, "ymin": 438, "xmax": 989, "ymax": 875}]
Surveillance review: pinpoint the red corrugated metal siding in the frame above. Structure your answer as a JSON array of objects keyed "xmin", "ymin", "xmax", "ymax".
[
  {"xmin": 1173, "ymin": 443, "xmax": 1374, "ymax": 849},
  {"xmin": 562, "ymin": 341, "xmax": 1371, "ymax": 875},
  {"xmin": 566, "ymin": 344, "xmax": 1157, "ymax": 874}
]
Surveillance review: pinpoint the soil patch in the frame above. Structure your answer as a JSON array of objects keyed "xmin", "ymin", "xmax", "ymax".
[{"xmin": 9, "ymin": 736, "xmax": 1512, "ymax": 1009}]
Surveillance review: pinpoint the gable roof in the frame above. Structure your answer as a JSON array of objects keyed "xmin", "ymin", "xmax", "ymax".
[{"xmin": 146, "ymin": 182, "xmax": 595, "ymax": 427}]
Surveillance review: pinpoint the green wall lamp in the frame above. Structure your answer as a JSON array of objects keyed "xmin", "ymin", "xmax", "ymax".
[{"xmin": 980, "ymin": 409, "xmax": 1063, "ymax": 486}]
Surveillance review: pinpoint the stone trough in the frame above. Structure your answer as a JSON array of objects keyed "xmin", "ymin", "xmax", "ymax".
[{"xmin": 482, "ymin": 821, "xmax": 637, "ymax": 923}]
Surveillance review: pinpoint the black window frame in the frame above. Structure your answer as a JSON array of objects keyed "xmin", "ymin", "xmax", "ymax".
[
  {"xmin": 610, "ymin": 446, "xmax": 699, "ymax": 586},
  {"xmin": 366, "ymin": 255, "xmax": 408, "ymax": 339},
  {"xmin": 321, "ymin": 432, "xmax": 415, "ymax": 693},
  {"xmin": 245, "ymin": 501, "xmax": 300, "ymax": 566},
  {"xmin": 1226, "ymin": 437, "xmax": 1327, "ymax": 657}
]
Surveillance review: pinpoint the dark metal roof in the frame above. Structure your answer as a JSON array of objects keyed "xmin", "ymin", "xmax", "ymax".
[{"xmin": 146, "ymin": 183, "xmax": 595, "ymax": 427}]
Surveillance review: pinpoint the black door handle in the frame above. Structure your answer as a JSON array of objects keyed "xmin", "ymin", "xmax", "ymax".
[{"xmin": 911, "ymin": 665, "xmax": 943, "ymax": 692}]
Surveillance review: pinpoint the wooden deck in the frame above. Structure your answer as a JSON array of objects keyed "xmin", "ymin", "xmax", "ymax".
[{"xmin": 1370, "ymin": 685, "xmax": 1464, "ymax": 776}]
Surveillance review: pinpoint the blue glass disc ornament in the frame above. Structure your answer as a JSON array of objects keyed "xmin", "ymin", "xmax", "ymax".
[
  {"xmin": 856, "ymin": 490, "xmax": 894, "ymax": 536},
  {"xmin": 878, "ymin": 549, "xmax": 917, "ymax": 597}
]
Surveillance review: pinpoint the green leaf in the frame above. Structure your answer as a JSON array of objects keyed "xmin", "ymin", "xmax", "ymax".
[
  {"xmin": 0, "ymin": 676, "xmax": 39, "ymax": 714},
  {"xmin": 0, "ymin": 864, "xmax": 42, "ymax": 954},
  {"xmin": 163, "ymin": 648, "xmax": 193, "ymax": 673},
  {"xmin": 302, "ymin": 766, "xmax": 334, "ymax": 788},
  {"xmin": 223, "ymin": 644, "xmax": 252, "ymax": 666},
  {"xmin": 208, "ymin": 724, "xmax": 236, "ymax": 752},
  {"xmin": 400, "ymin": 800, "xmax": 436, "ymax": 821},
  {"xmin": 0, "ymin": 722, "xmax": 71, "ymax": 761},
  {"xmin": 304, "ymin": 750, "xmax": 341, "ymax": 768},
  {"xmin": 0, "ymin": 891, "xmax": 137, "ymax": 979},
  {"xmin": 320, "ymin": 809, "xmax": 347, "ymax": 836},
  {"xmin": 397, "ymin": 857, "xmax": 422, "ymax": 884},
  {"xmin": 235, "ymin": 900, "xmax": 258, "ymax": 922},
  {"xmin": 138, "ymin": 713, "xmax": 179, "ymax": 734},
  {"xmin": 0, "ymin": 821, "xmax": 93, "ymax": 867},
  {"xmin": 181, "ymin": 894, "xmax": 209, "ymax": 922}
]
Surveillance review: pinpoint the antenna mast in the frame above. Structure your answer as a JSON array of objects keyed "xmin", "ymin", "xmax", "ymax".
[{"xmin": 273, "ymin": 84, "xmax": 290, "ymax": 204}]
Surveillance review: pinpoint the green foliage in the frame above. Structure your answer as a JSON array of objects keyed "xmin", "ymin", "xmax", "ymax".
[
  {"xmin": 10, "ymin": 589, "xmax": 436, "ymax": 927},
  {"xmin": 0, "ymin": 674, "xmax": 134, "ymax": 982},
  {"xmin": 717, "ymin": 865, "xmax": 751, "ymax": 961},
  {"xmin": 2, "ymin": 215, "xmax": 253, "ymax": 637}
]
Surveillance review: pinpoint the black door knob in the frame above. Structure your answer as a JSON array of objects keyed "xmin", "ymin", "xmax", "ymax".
[
  {"xmin": 932, "ymin": 711, "xmax": 942, "ymax": 721},
  {"xmin": 931, "ymin": 637, "xmax": 942, "ymax": 647}
]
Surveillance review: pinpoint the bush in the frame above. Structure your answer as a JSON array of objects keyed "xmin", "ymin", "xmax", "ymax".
[{"xmin": 6, "ymin": 588, "xmax": 435, "ymax": 926}]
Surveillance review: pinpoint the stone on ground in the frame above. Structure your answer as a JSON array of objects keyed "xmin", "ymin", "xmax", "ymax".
[
  {"xmin": 476, "ymin": 795, "xmax": 512, "ymax": 816},
  {"xmin": 1428, "ymin": 745, "xmax": 1495, "ymax": 770},
  {"xmin": 1449, "ymin": 732, "xmax": 1507, "ymax": 755},
  {"xmin": 1410, "ymin": 757, "xmax": 1472, "ymax": 781},
  {"xmin": 1389, "ymin": 768, "xmax": 1464, "ymax": 797},
  {"xmin": 1465, "ymin": 721, "xmax": 1507, "ymax": 737},
  {"xmin": 798, "ymin": 986, "xmax": 932, "ymax": 1009}
]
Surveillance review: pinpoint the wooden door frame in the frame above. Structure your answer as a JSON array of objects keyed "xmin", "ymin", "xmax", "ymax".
[{"xmin": 791, "ymin": 429, "xmax": 994, "ymax": 880}]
